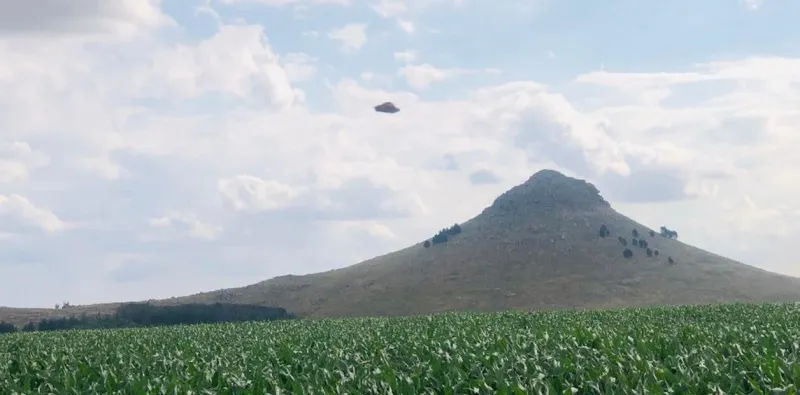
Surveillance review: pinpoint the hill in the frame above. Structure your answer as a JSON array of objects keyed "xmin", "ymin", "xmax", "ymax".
[{"xmin": 3, "ymin": 169, "xmax": 800, "ymax": 325}]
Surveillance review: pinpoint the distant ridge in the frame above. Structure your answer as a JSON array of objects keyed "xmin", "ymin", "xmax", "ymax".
[{"xmin": 3, "ymin": 169, "xmax": 800, "ymax": 324}]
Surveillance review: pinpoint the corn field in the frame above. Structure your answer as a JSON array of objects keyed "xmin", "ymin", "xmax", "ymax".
[{"xmin": 1, "ymin": 303, "xmax": 799, "ymax": 394}]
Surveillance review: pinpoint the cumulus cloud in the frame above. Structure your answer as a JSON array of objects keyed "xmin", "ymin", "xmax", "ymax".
[
  {"xmin": 0, "ymin": 195, "xmax": 66, "ymax": 233},
  {"xmin": 2, "ymin": 0, "xmax": 800, "ymax": 307},
  {"xmin": 148, "ymin": 212, "xmax": 222, "ymax": 241},
  {"xmin": 0, "ymin": 0, "xmax": 172, "ymax": 37},
  {"xmin": 327, "ymin": 23, "xmax": 368, "ymax": 52},
  {"xmin": 0, "ymin": 141, "xmax": 49, "ymax": 182},
  {"xmin": 394, "ymin": 50, "xmax": 417, "ymax": 63},
  {"xmin": 398, "ymin": 63, "xmax": 471, "ymax": 90},
  {"xmin": 218, "ymin": 176, "xmax": 300, "ymax": 212}
]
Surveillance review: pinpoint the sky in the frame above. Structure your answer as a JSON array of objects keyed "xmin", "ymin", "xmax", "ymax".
[{"xmin": 1, "ymin": 0, "xmax": 799, "ymax": 308}]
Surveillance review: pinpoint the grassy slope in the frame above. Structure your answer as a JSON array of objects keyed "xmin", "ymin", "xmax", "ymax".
[{"xmin": 3, "ymin": 170, "xmax": 800, "ymax": 326}]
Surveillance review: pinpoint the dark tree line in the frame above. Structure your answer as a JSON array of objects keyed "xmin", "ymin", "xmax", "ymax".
[
  {"xmin": 0, "ymin": 321, "xmax": 16, "ymax": 334},
  {"xmin": 2, "ymin": 302, "xmax": 294, "ymax": 334}
]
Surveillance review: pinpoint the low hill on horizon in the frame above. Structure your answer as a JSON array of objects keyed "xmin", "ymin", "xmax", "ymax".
[{"xmin": 3, "ymin": 169, "xmax": 800, "ymax": 325}]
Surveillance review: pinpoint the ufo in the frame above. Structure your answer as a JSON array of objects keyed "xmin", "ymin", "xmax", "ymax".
[{"xmin": 374, "ymin": 101, "xmax": 400, "ymax": 114}]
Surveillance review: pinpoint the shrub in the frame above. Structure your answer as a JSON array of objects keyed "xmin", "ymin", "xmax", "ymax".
[
  {"xmin": 623, "ymin": 248, "xmax": 633, "ymax": 259},
  {"xmin": 646, "ymin": 248, "xmax": 653, "ymax": 257},
  {"xmin": 649, "ymin": 230, "xmax": 655, "ymax": 237},
  {"xmin": 660, "ymin": 226, "xmax": 678, "ymax": 239},
  {"xmin": 431, "ymin": 230, "xmax": 449, "ymax": 245},
  {"xmin": 598, "ymin": 224, "xmax": 610, "ymax": 238},
  {"xmin": 668, "ymin": 256, "xmax": 675, "ymax": 264},
  {"xmin": 639, "ymin": 239, "xmax": 648, "ymax": 249},
  {"xmin": 632, "ymin": 239, "xmax": 638, "ymax": 247},
  {"xmin": 423, "ymin": 240, "xmax": 431, "ymax": 248},
  {"xmin": 445, "ymin": 224, "xmax": 462, "ymax": 236},
  {"xmin": 654, "ymin": 250, "xmax": 660, "ymax": 256},
  {"xmin": 632, "ymin": 229, "xmax": 639, "ymax": 238},
  {"xmin": 618, "ymin": 236, "xmax": 627, "ymax": 246}
]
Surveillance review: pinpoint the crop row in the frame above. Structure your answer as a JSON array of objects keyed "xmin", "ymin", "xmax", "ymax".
[{"xmin": 1, "ymin": 303, "xmax": 799, "ymax": 394}]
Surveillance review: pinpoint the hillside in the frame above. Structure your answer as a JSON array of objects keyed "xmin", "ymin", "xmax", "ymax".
[
  {"xmin": 3, "ymin": 169, "xmax": 800, "ymax": 325},
  {"xmin": 169, "ymin": 169, "xmax": 800, "ymax": 317}
]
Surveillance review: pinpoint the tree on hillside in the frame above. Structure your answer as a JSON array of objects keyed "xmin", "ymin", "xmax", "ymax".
[
  {"xmin": 618, "ymin": 236, "xmax": 627, "ymax": 246},
  {"xmin": 646, "ymin": 248, "xmax": 653, "ymax": 257},
  {"xmin": 632, "ymin": 229, "xmax": 639, "ymax": 238},
  {"xmin": 423, "ymin": 240, "xmax": 431, "ymax": 248},
  {"xmin": 632, "ymin": 239, "xmax": 639, "ymax": 247},
  {"xmin": 654, "ymin": 249, "xmax": 660, "ymax": 257},
  {"xmin": 649, "ymin": 230, "xmax": 655, "ymax": 237},
  {"xmin": 431, "ymin": 230, "xmax": 449, "ymax": 245},
  {"xmin": 598, "ymin": 224, "xmax": 610, "ymax": 238},
  {"xmin": 639, "ymin": 239, "xmax": 648, "ymax": 249},
  {"xmin": 668, "ymin": 256, "xmax": 675, "ymax": 264},
  {"xmin": 623, "ymin": 249, "xmax": 633, "ymax": 259},
  {"xmin": 446, "ymin": 223, "xmax": 462, "ymax": 236},
  {"xmin": 660, "ymin": 226, "xmax": 678, "ymax": 239}
]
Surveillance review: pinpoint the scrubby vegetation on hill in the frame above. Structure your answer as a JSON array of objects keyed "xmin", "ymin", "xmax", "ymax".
[
  {"xmin": 0, "ymin": 303, "xmax": 293, "ymax": 333},
  {"xmin": 424, "ymin": 223, "xmax": 462, "ymax": 247},
  {"xmin": 599, "ymin": 225, "xmax": 671, "ymax": 264}
]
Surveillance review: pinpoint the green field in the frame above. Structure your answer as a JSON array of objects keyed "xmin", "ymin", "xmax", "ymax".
[{"xmin": 1, "ymin": 303, "xmax": 799, "ymax": 394}]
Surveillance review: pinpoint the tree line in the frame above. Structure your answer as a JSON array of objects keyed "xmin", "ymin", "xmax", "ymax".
[{"xmin": 0, "ymin": 302, "xmax": 294, "ymax": 334}]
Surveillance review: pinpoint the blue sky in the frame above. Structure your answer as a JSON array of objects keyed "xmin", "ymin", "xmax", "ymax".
[{"xmin": 0, "ymin": 0, "xmax": 799, "ymax": 307}]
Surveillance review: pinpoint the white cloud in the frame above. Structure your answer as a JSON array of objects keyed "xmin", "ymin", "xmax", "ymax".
[
  {"xmin": 740, "ymin": 0, "xmax": 763, "ymax": 9},
  {"xmin": 0, "ymin": 194, "xmax": 66, "ymax": 233},
  {"xmin": 327, "ymin": 23, "xmax": 368, "ymax": 52},
  {"xmin": 0, "ymin": 0, "xmax": 173, "ymax": 37},
  {"xmin": 143, "ymin": 24, "xmax": 298, "ymax": 107},
  {"xmin": 393, "ymin": 50, "xmax": 417, "ymax": 63},
  {"xmin": 398, "ymin": 63, "xmax": 469, "ymax": 89},
  {"xmin": 149, "ymin": 212, "xmax": 222, "ymax": 241},
  {"xmin": 397, "ymin": 20, "xmax": 415, "ymax": 33},
  {"xmin": 218, "ymin": 175, "xmax": 301, "ymax": 212},
  {"xmin": 0, "ymin": 141, "xmax": 49, "ymax": 182},
  {"xmin": 282, "ymin": 52, "xmax": 318, "ymax": 82}
]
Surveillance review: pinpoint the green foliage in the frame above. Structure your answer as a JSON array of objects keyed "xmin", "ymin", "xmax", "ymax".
[
  {"xmin": 639, "ymin": 239, "xmax": 648, "ymax": 249},
  {"xmin": 632, "ymin": 229, "xmax": 639, "ymax": 238},
  {"xmin": 5, "ymin": 303, "xmax": 293, "ymax": 334},
  {"xmin": 646, "ymin": 248, "xmax": 653, "ymax": 257},
  {"xmin": 668, "ymin": 256, "xmax": 675, "ymax": 264},
  {"xmin": 423, "ymin": 240, "xmax": 431, "ymax": 248},
  {"xmin": 632, "ymin": 239, "xmax": 639, "ymax": 247},
  {"xmin": 430, "ymin": 223, "xmax": 462, "ymax": 246},
  {"xmin": 623, "ymin": 248, "xmax": 633, "ymax": 258},
  {"xmin": 618, "ymin": 236, "xmax": 627, "ymax": 246},
  {"xmin": 0, "ymin": 322, "xmax": 16, "ymax": 334},
  {"xmin": 431, "ymin": 230, "xmax": 449, "ymax": 244},
  {"xmin": 660, "ymin": 226, "xmax": 678, "ymax": 239},
  {"xmin": 649, "ymin": 230, "xmax": 655, "ymax": 237},
  {"xmin": 2, "ymin": 304, "xmax": 799, "ymax": 393},
  {"xmin": 654, "ymin": 250, "xmax": 660, "ymax": 256},
  {"xmin": 446, "ymin": 223, "xmax": 462, "ymax": 236},
  {"xmin": 598, "ymin": 224, "xmax": 610, "ymax": 238}
]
